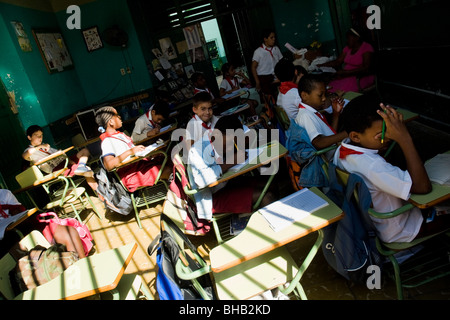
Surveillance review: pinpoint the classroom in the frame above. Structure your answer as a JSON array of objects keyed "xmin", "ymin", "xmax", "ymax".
[{"xmin": 1, "ymin": 0, "xmax": 450, "ymax": 304}]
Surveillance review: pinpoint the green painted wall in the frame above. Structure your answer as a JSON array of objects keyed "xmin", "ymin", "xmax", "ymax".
[{"xmin": 269, "ymin": 0, "xmax": 337, "ymax": 54}]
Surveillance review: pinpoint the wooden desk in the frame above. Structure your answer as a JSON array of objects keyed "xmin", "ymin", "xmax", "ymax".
[
  {"xmin": 115, "ymin": 140, "xmax": 170, "ymax": 169},
  {"xmin": 33, "ymin": 146, "xmax": 74, "ymax": 166},
  {"xmin": 16, "ymin": 242, "xmax": 137, "ymax": 300},
  {"xmin": 210, "ymin": 187, "xmax": 344, "ymax": 299},
  {"xmin": 134, "ymin": 123, "xmax": 177, "ymax": 146},
  {"xmin": 219, "ymin": 103, "xmax": 249, "ymax": 116}
]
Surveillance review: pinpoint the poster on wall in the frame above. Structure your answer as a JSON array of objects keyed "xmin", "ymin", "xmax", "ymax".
[
  {"xmin": 159, "ymin": 37, "xmax": 177, "ymax": 60},
  {"xmin": 32, "ymin": 29, "xmax": 73, "ymax": 73},
  {"xmin": 82, "ymin": 26, "xmax": 103, "ymax": 52},
  {"xmin": 183, "ymin": 24, "xmax": 205, "ymax": 50},
  {"xmin": 11, "ymin": 21, "xmax": 32, "ymax": 52}
]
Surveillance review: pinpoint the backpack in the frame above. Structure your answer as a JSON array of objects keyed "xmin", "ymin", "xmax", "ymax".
[
  {"xmin": 95, "ymin": 166, "xmax": 133, "ymax": 216},
  {"xmin": 147, "ymin": 214, "xmax": 216, "ymax": 300},
  {"xmin": 321, "ymin": 163, "xmax": 382, "ymax": 284}
]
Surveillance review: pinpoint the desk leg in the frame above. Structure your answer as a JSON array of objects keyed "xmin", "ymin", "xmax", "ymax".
[
  {"xmin": 279, "ymin": 229, "xmax": 324, "ymax": 300},
  {"xmin": 252, "ymin": 162, "xmax": 278, "ymax": 210}
]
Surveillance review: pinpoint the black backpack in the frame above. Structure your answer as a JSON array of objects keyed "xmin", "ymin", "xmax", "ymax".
[{"xmin": 95, "ymin": 165, "xmax": 133, "ymax": 216}]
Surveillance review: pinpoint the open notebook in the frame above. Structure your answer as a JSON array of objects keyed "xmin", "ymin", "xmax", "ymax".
[
  {"xmin": 259, "ymin": 188, "xmax": 329, "ymax": 232},
  {"xmin": 228, "ymin": 148, "xmax": 264, "ymax": 172},
  {"xmin": 425, "ymin": 153, "xmax": 450, "ymax": 186},
  {"xmin": 134, "ymin": 141, "xmax": 165, "ymax": 158}
]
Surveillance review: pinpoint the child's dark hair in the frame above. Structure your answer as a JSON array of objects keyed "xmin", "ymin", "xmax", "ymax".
[
  {"xmin": 193, "ymin": 91, "xmax": 212, "ymax": 107},
  {"xmin": 221, "ymin": 63, "xmax": 233, "ymax": 77},
  {"xmin": 341, "ymin": 94, "xmax": 383, "ymax": 134},
  {"xmin": 298, "ymin": 74, "xmax": 324, "ymax": 94},
  {"xmin": 214, "ymin": 115, "xmax": 243, "ymax": 134},
  {"xmin": 294, "ymin": 65, "xmax": 308, "ymax": 76},
  {"xmin": 274, "ymin": 58, "xmax": 295, "ymax": 82},
  {"xmin": 26, "ymin": 125, "xmax": 43, "ymax": 137},
  {"xmin": 261, "ymin": 28, "xmax": 275, "ymax": 41},
  {"xmin": 190, "ymin": 72, "xmax": 204, "ymax": 85},
  {"xmin": 152, "ymin": 100, "xmax": 170, "ymax": 119}
]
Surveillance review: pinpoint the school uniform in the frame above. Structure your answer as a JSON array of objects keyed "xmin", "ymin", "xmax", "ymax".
[
  {"xmin": 23, "ymin": 145, "xmax": 80, "ymax": 175},
  {"xmin": 131, "ymin": 106, "xmax": 157, "ymax": 143},
  {"xmin": 252, "ymin": 44, "xmax": 283, "ymax": 94},
  {"xmin": 193, "ymin": 87, "xmax": 215, "ymax": 100},
  {"xmin": 188, "ymin": 135, "xmax": 255, "ymax": 221},
  {"xmin": 219, "ymin": 76, "xmax": 243, "ymax": 93},
  {"xmin": 277, "ymin": 81, "xmax": 302, "ymax": 120},
  {"xmin": 333, "ymin": 138, "xmax": 423, "ymax": 243},
  {"xmin": 100, "ymin": 131, "xmax": 161, "ymax": 193},
  {"xmin": 186, "ymin": 114, "xmax": 219, "ymax": 143},
  {"xmin": 295, "ymin": 102, "xmax": 336, "ymax": 160}
]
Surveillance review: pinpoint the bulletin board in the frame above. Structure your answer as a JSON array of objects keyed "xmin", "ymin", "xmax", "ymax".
[{"xmin": 32, "ymin": 29, "xmax": 74, "ymax": 74}]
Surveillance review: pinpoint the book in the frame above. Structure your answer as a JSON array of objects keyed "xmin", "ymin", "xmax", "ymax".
[
  {"xmin": 259, "ymin": 188, "xmax": 329, "ymax": 232},
  {"xmin": 228, "ymin": 148, "xmax": 264, "ymax": 172},
  {"xmin": 134, "ymin": 141, "xmax": 165, "ymax": 158},
  {"xmin": 424, "ymin": 153, "xmax": 450, "ymax": 186}
]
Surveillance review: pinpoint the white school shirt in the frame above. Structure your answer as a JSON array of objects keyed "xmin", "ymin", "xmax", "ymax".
[
  {"xmin": 131, "ymin": 107, "xmax": 157, "ymax": 142},
  {"xmin": 333, "ymin": 139, "xmax": 423, "ymax": 243},
  {"xmin": 193, "ymin": 87, "xmax": 215, "ymax": 100},
  {"xmin": 277, "ymin": 88, "xmax": 302, "ymax": 120},
  {"xmin": 23, "ymin": 145, "xmax": 65, "ymax": 174},
  {"xmin": 186, "ymin": 115, "xmax": 219, "ymax": 143},
  {"xmin": 100, "ymin": 131, "xmax": 135, "ymax": 162},
  {"xmin": 252, "ymin": 44, "xmax": 283, "ymax": 76},
  {"xmin": 219, "ymin": 77, "xmax": 243, "ymax": 92}
]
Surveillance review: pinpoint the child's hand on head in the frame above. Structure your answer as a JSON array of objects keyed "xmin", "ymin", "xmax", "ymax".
[{"xmin": 377, "ymin": 104, "xmax": 409, "ymax": 143}]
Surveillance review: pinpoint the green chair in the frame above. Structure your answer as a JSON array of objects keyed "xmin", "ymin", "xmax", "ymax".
[
  {"xmin": 334, "ymin": 166, "xmax": 450, "ymax": 300},
  {"xmin": 273, "ymin": 105, "xmax": 291, "ymax": 132}
]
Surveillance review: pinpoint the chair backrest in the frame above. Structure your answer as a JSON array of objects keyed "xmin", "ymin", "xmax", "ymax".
[
  {"xmin": 274, "ymin": 106, "xmax": 290, "ymax": 131},
  {"xmin": 15, "ymin": 166, "xmax": 44, "ymax": 188},
  {"xmin": 172, "ymin": 153, "xmax": 196, "ymax": 196}
]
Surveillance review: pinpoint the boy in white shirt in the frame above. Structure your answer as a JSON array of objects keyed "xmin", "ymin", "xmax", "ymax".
[
  {"xmin": 274, "ymin": 59, "xmax": 302, "ymax": 120},
  {"xmin": 295, "ymin": 75, "xmax": 347, "ymax": 159},
  {"xmin": 334, "ymin": 94, "xmax": 450, "ymax": 243},
  {"xmin": 131, "ymin": 100, "xmax": 170, "ymax": 143}
]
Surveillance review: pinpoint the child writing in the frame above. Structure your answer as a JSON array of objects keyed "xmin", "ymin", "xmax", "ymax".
[
  {"xmin": 131, "ymin": 100, "xmax": 170, "ymax": 143},
  {"xmin": 219, "ymin": 63, "xmax": 258, "ymax": 116},
  {"xmin": 187, "ymin": 115, "xmax": 276, "ymax": 221},
  {"xmin": 274, "ymin": 59, "xmax": 303, "ymax": 120},
  {"xmin": 22, "ymin": 125, "xmax": 98, "ymax": 192},
  {"xmin": 95, "ymin": 106, "xmax": 171, "ymax": 193},
  {"xmin": 185, "ymin": 92, "xmax": 220, "ymax": 146},
  {"xmin": 334, "ymin": 94, "xmax": 450, "ymax": 243},
  {"xmin": 295, "ymin": 75, "xmax": 347, "ymax": 158}
]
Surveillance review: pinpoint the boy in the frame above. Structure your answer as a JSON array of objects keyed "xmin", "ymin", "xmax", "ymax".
[
  {"xmin": 188, "ymin": 115, "xmax": 275, "ymax": 221},
  {"xmin": 22, "ymin": 125, "xmax": 98, "ymax": 193},
  {"xmin": 334, "ymin": 94, "xmax": 449, "ymax": 243},
  {"xmin": 185, "ymin": 91, "xmax": 220, "ymax": 146},
  {"xmin": 131, "ymin": 100, "xmax": 170, "ymax": 143},
  {"xmin": 191, "ymin": 72, "xmax": 224, "ymax": 106},
  {"xmin": 295, "ymin": 75, "xmax": 347, "ymax": 158},
  {"xmin": 274, "ymin": 59, "xmax": 302, "ymax": 120}
]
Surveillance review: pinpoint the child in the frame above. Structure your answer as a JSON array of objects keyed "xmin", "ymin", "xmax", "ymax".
[
  {"xmin": 22, "ymin": 125, "xmax": 98, "ymax": 192},
  {"xmin": 219, "ymin": 63, "xmax": 258, "ymax": 116},
  {"xmin": 295, "ymin": 75, "xmax": 347, "ymax": 158},
  {"xmin": 251, "ymin": 29, "xmax": 283, "ymax": 96},
  {"xmin": 191, "ymin": 72, "xmax": 224, "ymax": 106},
  {"xmin": 294, "ymin": 65, "xmax": 308, "ymax": 85},
  {"xmin": 185, "ymin": 92, "xmax": 220, "ymax": 146},
  {"xmin": 274, "ymin": 59, "xmax": 302, "ymax": 120},
  {"xmin": 95, "ymin": 106, "xmax": 171, "ymax": 193},
  {"xmin": 334, "ymin": 94, "xmax": 450, "ymax": 243},
  {"xmin": 131, "ymin": 100, "xmax": 170, "ymax": 143},
  {"xmin": 187, "ymin": 115, "xmax": 276, "ymax": 221}
]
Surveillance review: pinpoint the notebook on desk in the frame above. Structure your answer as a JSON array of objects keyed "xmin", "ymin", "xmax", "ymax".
[
  {"xmin": 259, "ymin": 188, "xmax": 329, "ymax": 232},
  {"xmin": 425, "ymin": 153, "xmax": 450, "ymax": 186},
  {"xmin": 228, "ymin": 148, "xmax": 264, "ymax": 172}
]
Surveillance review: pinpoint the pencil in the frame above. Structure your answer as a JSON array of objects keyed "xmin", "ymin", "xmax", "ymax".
[
  {"xmin": 381, "ymin": 109, "xmax": 386, "ymax": 144},
  {"xmin": 234, "ymin": 142, "xmax": 239, "ymax": 151}
]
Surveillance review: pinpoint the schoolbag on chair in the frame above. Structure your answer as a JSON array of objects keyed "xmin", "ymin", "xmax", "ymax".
[{"xmin": 321, "ymin": 163, "xmax": 382, "ymax": 284}]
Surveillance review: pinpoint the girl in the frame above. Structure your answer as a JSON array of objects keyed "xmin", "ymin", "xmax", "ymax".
[{"xmin": 95, "ymin": 106, "xmax": 170, "ymax": 193}]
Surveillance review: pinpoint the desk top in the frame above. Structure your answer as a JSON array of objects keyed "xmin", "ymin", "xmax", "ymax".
[
  {"xmin": 33, "ymin": 146, "xmax": 74, "ymax": 166},
  {"xmin": 115, "ymin": 140, "xmax": 169, "ymax": 169},
  {"xmin": 134, "ymin": 123, "xmax": 177, "ymax": 146},
  {"xmin": 208, "ymin": 141, "xmax": 288, "ymax": 188},
  {"xmin": 16, "ymin": 242, "xmax": 137, "ymax": 300},
  {"xmin": 210, "ymin": 187, "xmax": 344, "ymax": 273}
]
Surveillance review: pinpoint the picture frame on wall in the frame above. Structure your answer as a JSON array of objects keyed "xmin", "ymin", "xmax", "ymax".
[
  {"xmin": 82, "ymin": 26, "xmax": 103, "ymax": 52},
  {"xmin": 32, "ymin": 29, "xmax": 74, "ymax": 73}
]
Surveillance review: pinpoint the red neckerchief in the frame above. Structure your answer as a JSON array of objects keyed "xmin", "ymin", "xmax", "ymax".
[
  {"xmin": 0, "ymin": 204, "xmax": 26, "ymax": 218},
  {"xmin": 30, "ymin": 144, "xmax": 52, "ymax": 155},
  {"xmin": 339, "ymin": 145, "xmax": 363, "ymax": 159},
  {"xmin": 0, "ymin": 204, "xmax": 7, "ymax": 218},
  {"xmin": 279, "ymin": 81, "xmax": 298, "ymax": 94},
  {"xmin": 225, "ymin": 76, "xmax": 238, "ymax": 89},
  {"xmin": 146, "ymin": 110, "xmax": 156, "ymax": 128},
  {"xmin": 299, "ymin": 103, "xmax": 336, "ymax": 134},
  {"xmin": 193, "ymin": 115, "xmax": 211, "ymax": 130},
  {"xmin": 194, "ymin": 87, "xmax": 211, "ymax": 95},
  {"xmin": 100, "ymin": 131, "xmax": 134, "ymax": 148},
  {"xmin": 261, "ymin": 44, "xmax": 274, "ymax": 58}
]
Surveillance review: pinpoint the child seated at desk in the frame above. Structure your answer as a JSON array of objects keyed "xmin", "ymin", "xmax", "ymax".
[
  {"xmin": 22, "ymin": 125, "xmax": 98, "ymax": 192},
  {"xmin": 188, "ymin": 115, "xmax": 276, "ymax": 221},
  {"xmin": 334, "ymin": 94, "xmax": 450, "ymax": 243},
  {"xmin": 191, "ymin": 72, "xmax": 224, "ymax": 107},
  {"xmin": 295, "ymin": 75, "xmax": 347, "ymax": 159},
  {"xmin": 274, "ymin": 59, "xmax": 303, "ymax": 120},
  {"xmin": 95, "ymin": 106, "xmax": 171, "ymax": 193},
  {"xmin": 131, "ymin": 100, "xmax": 170, "ymax": 143},
  {"xmin": 186, "ymin": 92, "xmax": 220, "ymax": 146}
]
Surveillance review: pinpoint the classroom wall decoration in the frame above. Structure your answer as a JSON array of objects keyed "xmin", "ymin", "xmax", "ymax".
[
  {"xmin": 32, "ymin": 29, "xmax": 73, "ymax": 73},
  {"xmin": 11, "ymin": 21, "xmax": 32, "ymax": 52},
  {"xmin": 82, "ymin": 26, "xmax": 103, "ymax": 53}
]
